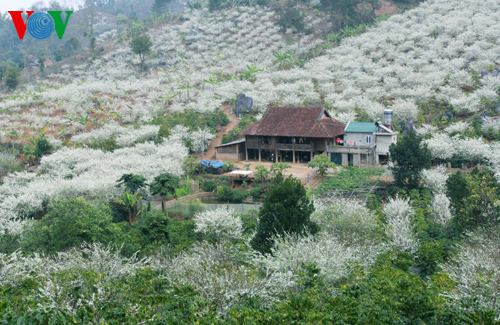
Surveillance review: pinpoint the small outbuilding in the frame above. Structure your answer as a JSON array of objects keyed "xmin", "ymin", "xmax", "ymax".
[{"xmin": 215, "ymin": 139, "xmax": 246, "ymax": 162}]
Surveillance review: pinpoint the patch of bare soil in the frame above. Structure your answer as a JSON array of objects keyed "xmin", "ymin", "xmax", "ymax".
[
  {"xmin": 375, "ymin": 0, "xmax": 401, "ymax": 16},
  {"xmin": 200, "ymin": 104, "xmax": 240, "ymax": 161}
]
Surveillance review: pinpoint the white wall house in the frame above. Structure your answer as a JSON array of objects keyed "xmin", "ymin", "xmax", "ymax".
[{"xmin": 327, "ymin": 121, "xmax": 398, "ymax": 166}]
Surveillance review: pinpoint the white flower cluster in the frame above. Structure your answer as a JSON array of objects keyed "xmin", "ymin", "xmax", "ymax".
[
  {"xmin": 383, "ymin": 196, "xmax": 418, "ymax": 254},
  {"xmin": 421, "ymin": 165, "xmax": 448, "ymax": 193},
  {"xmin": 194, "ymin": 207, "xmax": 243, "ymax": 242},
  {"xmin": 441, "ymin": 229, "xmax": 500, "ymax": 317},
  {"xmin": 72, "ymin": 123, "xmax": 160, "ymax": 147},
  {"xmin": 162, "ymin": 241, "xmax": 294, "ymax": 314},
  {"xmin": 424, "ymin": 133, "xmax": 490, "ymax": 162},
  {"xmin": 312, "ymin": 198, "xmax": 380, "ymax": 245},
  {"xmin": 256, "ymin": 233, "xmax": 385, "ymax": 284},
  {"xmin": 0, "ymin": 139, "xmax": 188, "ymax": 234},
  {"xmin": 431, "ymin": 193, "xmax": 453, "ymax": 225}
]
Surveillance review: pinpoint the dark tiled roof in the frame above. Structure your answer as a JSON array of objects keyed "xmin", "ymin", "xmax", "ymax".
[{"xmin": 239, "ymin": 107, "xmax": 345, "ymax": 138}]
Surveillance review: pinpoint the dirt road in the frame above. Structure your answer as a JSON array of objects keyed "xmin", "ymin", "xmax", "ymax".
[{"xmin": 201, "ymin": 104, "xmax": 240, "ymax": 161}]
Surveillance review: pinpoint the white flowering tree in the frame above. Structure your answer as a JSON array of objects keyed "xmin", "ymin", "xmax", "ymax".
[
  {"xmin": 311, "ymin": 198, "xmax": 381, "ymax": 245},
  {"xmin": 441, "ymin": 229, "xmax": 500, "ymax": 319},
  {"xmin": 383, "ymin": 196, "xmax": 418, "ymax": 254},
  {"xmin": 164, "ymin": 241, "xmax": 294, "ymax": 314},
  {"xmin": 194, "ymin": 207, "xmax": 243, "ymax": 243},
  {"xmin": 431, "ymin": 193, "xmax": 453, "ymax": 225},
  {"xmin": 421, "ymin": 165, "xmax": 449, "ymax": 193},
  {"xmin": 255, "ymin": 233, "xmax": 385, "ymax": 285},
  {"xmin": 190, "ymin": 127, "xmax": 215, "ymax": 161}
]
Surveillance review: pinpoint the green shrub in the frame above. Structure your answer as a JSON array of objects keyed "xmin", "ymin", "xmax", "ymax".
[
  {"xmin": 0, "ymin": 152, "xmax": 19, "ymax": 176},
  {"xmin": 91, "ymin": 138, "xmax": 120, "ymax": 152},
  {"xmin": 22, "ymin": 198, "xmax": 120, "ymax": 254},
  {"xmin": 201, "ymin": 179, "xmax": 218, "ymax": 192},
  {"xmin": 133, "ymin": 210, "xmax": 170, "ymax": 248},
  {"xmin": 175, "ymin": 185, "xmax": 192, "ymax": 197}
]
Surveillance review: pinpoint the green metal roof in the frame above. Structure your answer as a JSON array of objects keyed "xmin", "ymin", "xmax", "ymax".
[{"xmin": 344, "ymin": 122, "xmax": 378, "ymax": 133}]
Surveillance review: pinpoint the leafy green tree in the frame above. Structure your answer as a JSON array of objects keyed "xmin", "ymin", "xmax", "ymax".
[
  {"xmin": 446, "ymin": 168, "xmax": 499, "ymax": 233},
  {"xmin": 134, "ymin": 210, "xmax": 170, "ymax": 248},
  {"xmin": 389, "ymin": 132, "xmax": 432, "ymax": 190},
  {"xmin": 276, "ymin": 1, "xmax": 305, "ymax": 33},
  {"xmin": 0, "ymin": 63, "xmax": 6, "ymax": 80},
  {"xmin": 149, "ymin": 173, "xmax": 180, "ymax": 212},
  {"xmin": 183, "ymin": 158, "xmax": 198, "ymax": 175},
  {"xmin": 254, "ymin": 165, "xmax": 270, "ymax": 182},
  {"xmin": 208, "ymin": 0, "xmax": 228, "ymax": 11},
  {"xmin": 320, "ymin": 0, "xmax": 380, "ymax": 30},
  {"xmin": 251, "ymin": 172, "xmax": 317, "ymax": 254},
  {"xmin": 152, "ymin": 0, "xmax": 173, "ymax": 13},
  {"xmin": 307, "ymin": 154, "xmax": 336, "ymax": 178},
  {"xmin": 130, "ymin": 34, "xmax": 153, "ymax": 70},
  {"xmin": 22, "ymin": 198, "xmax": 119, "ymax": 254},
  {"xmin": 4, "ymin": 67, "xmax": 19, "ymax": 90},
  {"xmin": 34, "ymin": 136, "xmax": 53, "ymax": 159},
  {"xmin": 38, "ymin": 56, "xmax": 44, "ymax": 76},
  {"xmin": 116, "ymin": 173, "xmax": 147, "ymax": 194},
  {"xmin": 0, "ymin": 152, "xmax": 19, "ymax": 176},
  {"xmin": 270, "ymin": 162, "xmax": 292, "ymax": 175},
  {"xmin": 67, "ymin": 36, "xmax": 80, "ymax": 52}
]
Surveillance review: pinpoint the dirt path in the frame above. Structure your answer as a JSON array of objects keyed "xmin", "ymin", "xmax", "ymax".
[{"xmin": 200, "ymin": 104, "xmax": 240, "ymax": 161}]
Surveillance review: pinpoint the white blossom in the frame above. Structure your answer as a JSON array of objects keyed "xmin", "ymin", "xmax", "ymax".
[
  {"xmin": 194, "ymin": 207, "xmax": 243, "ymax": 242},
  {"xmin": 441, "ymin": 229, "xmax": 500, "ymax": 318},
  {"xmin": 431, "ymin": 193, "xmax": 453, "ymax": 225},
  {"xmin": 383, "ymin": 196, "xmax": 418, "ymax": 254},
  {"xmin": 422, "ymin": 165, "xmax": 448, "ymax": 193}
]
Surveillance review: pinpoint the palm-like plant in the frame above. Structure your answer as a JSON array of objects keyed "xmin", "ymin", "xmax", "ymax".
[
  {"xmin": 115, "ymin": 192, "xmax": 142, "ymax": 225},
  {"xmin": 203, "ymin": 73, "xmax": 219, "ymax": 94}
]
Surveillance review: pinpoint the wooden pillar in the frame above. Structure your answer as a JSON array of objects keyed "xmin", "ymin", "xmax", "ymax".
[
  {"xmin": 245, "ymin": 139, "xmax": 248, "ymax": 161},
  {"xmin": 293, "ymin": 148, "xmax": 295, "ymax": 164},
  {"xmin": 258, "ymin": 149, "xmax": 261, "ymax": 162},
  {"xmin": 275, "ymin": 148, "xmax": 278, "ymax": 162}
]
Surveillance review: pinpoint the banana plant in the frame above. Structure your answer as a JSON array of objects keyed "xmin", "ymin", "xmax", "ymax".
[
  {"xmin": 178, "ymin": 82, "xmax": 192, "ymax": 101},
  {"xmin": 203, "ymin": 73, "xmax": 219, "ymax": 94},
  {"xmin": 23, "ymin": 140, "xmax": 37, "ymax": 166},
  {"xmin": 76, "ymin": 113, "xmax": 90, "ymax": 131},
  {"xmin": 109, "ymin": 111, "xmax": 122, "ymax": 121},
  {"xmin": 115, "ymin": 192, "xmax": 142, "ymax": 225},
  {"xmin": 273, "ymin": 51, "xmax": 291, "ymax": 70},
  {"xmin": 239, "ymin": 64, "xmax": 264, "ymax": 81}
]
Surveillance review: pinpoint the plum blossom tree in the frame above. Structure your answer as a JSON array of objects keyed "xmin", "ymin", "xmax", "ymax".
[
  {"xmin": 441, "ymin": 229, "xmax": 500, "ymax": 320},
  {"xmin": 421, "ymin": 165, "xmax": 448, "ymax": 193},
  {"xmin": 383, "ymin": 196, "xmax": 418, "ymax": 254},
  {"xmin": 190, "ymin": 128, "xmax": 215, "ymax": 161},
  {"xmin": 194, "ymin": 207, "xmax": 243, "ymax": 243},
  {"xmin": 311, "ymin": 198, "xmax": 381, "ymax": 245},
  {"xmin": 431, "ymin": 193, "xmax": 452, "ymax": 225}
]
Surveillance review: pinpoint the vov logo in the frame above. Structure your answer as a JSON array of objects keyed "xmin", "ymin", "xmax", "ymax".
[{"xmin": 8, "ymin": 11, "xmax": 73, "ymax": 40}]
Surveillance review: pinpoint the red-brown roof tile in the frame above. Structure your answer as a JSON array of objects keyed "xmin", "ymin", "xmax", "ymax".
[{"xmin": 239, "ymin": 107, "xmax": 345, "ymax": 138}]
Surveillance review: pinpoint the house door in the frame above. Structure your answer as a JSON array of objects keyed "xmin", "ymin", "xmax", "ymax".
[
  {"xmin": 348, "ymin": 154, "xmax": 354, "ymax": 166},
  {"xmin": 331, "ymin": 153, "xmax": 342, "ymax": 165}
]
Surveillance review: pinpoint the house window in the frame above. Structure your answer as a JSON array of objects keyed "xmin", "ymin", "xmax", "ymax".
[{"xmin": 365, "ymin": 135, "xmax": 372, "ymax": 144}]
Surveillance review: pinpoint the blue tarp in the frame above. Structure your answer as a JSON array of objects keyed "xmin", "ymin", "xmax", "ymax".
[{"xmin": 199, "ymin": 160, "xmax": 225, "ymax": 169}]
